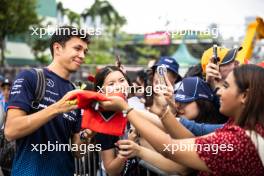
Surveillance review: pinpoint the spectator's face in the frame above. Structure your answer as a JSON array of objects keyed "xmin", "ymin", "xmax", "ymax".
[
  {"xmin": 55, "ymin": 37, "xmax": 88, "ymax": 73},
  {"xmin": 217, "ymin": 71, "xmax": 245, "ymax": 119},
  {"xmin": 219, "ymin": 60, "xmax": 239, "ymax": 80},
  {"xmin": 103, "ymin": 71, "xmax": 129, "ymax": 97},
  {"xmin": 1, "ymin": 85, "xmax": 11, "ymax": 101},
  {"xmin": 133, "ymin": 77, "xmax": 145, "ymax": 98},
  {"xmin": 133, "ymin": 77, "xmax": 144, "ymax": 97},
  {"xmin": 175, "ymin": 101, "xmax": 199, "ymax": 119},
  {"xmin": 135, "ymin": 77, "xmax": 144, "ymax": 87}
]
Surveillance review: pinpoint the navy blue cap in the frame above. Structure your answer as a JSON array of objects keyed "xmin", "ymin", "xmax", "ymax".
[
  {"xmin": 221, "ymin": 47, "xmax": 242, "ymax": 65},
  {"xmin": 175, "ymin": 77, "xmax": 214, "ymax": 103},
  {"xmin": 153, "ymin": 56, "xmax": 179, "ymax": 74},
  {"xmin": 1, "ymin": 78, "xmax": 11, "ymax": 87}
]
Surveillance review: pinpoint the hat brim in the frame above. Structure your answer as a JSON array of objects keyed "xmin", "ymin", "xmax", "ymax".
[
  {"xmin": 174, "ymin": 94, "xmax": 195, "ymax": 103},
  {"xmin": 1, "ymin": 83, "xmax": 11, "ymax": 87},
  {"xmin": 175, "ymin": 96, "xmax": 214, "ymax": 103},
  {"xmin": 221, "ymin": 47, "xmax": 242, "ymax": 65}
]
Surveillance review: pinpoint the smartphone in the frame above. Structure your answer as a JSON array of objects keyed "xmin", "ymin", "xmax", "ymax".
[
  {"xmin": 156, "ymin": 64, "xmax": 167, "ymax": 86},
  {"xmin": 213, "ymin": 44, "xmax": 218, "ymax": 64},
  {"xmin": 144, "ymin": 69, "xmax": 154, "ymax": 107}
]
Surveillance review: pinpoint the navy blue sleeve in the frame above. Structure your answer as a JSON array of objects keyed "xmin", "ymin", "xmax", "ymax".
[
  {"xmin": 179, "ymin": 117, "xmax": 224, "ymax": 136},
  {"xmin": 8, "ymin": 69, "xmax": 37, "ymax": 113}
]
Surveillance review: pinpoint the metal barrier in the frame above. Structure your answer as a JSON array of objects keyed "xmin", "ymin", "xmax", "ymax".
[
  {"xmin": 74, "ymin": 151, "xmax": 99, "ymax": 176},
  {"xmin": 74, "ymin": 151, "xmax": 180, "ymax": 176},
  {"xmin": 139, "ymin": 160, "xmax": 180, "ymax": 176}
]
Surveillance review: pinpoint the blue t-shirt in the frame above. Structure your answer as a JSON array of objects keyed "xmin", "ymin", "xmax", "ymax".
[
  {"xmin": 180, "ymin": 117, "xmax": 224, "ymax": 136},
  {"xmin": 8, "ymin": 68, "xmax": 81, "ymax": 176},
  {"xmin": 0, "ymin": 92, "xmax": 3, "ymax": 100}
]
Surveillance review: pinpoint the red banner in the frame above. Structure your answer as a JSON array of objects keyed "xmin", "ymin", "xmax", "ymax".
[{"xmin": 144, "ymin": 32, "xmax": 170, "ymax": 45}]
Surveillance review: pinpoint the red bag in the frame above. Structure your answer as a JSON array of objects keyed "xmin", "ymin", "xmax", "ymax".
[{"xmin": 68, "ymin": 91, "xmax": 127, "ymax": 136}]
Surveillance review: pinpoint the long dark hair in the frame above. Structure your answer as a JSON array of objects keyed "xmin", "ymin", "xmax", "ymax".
[
  {"xmin": 195, "ymin": 99, "xmax": 226, "ymax": 124},
  {"xmin": 233, "ymin": 64, "xmax": 264, "ymax": 129},
  {"xmin": 94, "ymin": 66, "xmax": 131, "ymax": 92}
]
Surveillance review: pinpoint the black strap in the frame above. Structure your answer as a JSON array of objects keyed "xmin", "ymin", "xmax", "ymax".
[
  {"xmin": 34, "ymin": 68, "xmax": 46, "ymax": 102},
  {"xmin": 31, "ymin": 68, "xmax": 46, "ymax": 109}
]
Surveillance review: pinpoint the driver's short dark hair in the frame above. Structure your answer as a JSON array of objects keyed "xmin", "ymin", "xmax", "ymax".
[{"xmin": 49, "ymin": 26, "xmax": 91, "ymax": 56}]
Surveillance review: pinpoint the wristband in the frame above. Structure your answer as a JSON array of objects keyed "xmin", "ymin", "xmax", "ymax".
[{"xmin": 122, "ymin": 107, "xmax": 134, "ymax": 117}]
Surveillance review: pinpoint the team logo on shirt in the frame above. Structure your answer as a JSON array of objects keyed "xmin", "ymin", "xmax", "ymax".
[
  {"xmin": 47, "ymin": 79, "xmax": 54, "ymax": 88},
  {"xmin": 63, "ymin": 111, "xmax": 77, "ymax": 121}
]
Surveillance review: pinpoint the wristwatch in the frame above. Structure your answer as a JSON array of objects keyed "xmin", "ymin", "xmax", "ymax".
[{"xmin": 122, "ymin": 107, "xmax": 134, "ymax": 117}]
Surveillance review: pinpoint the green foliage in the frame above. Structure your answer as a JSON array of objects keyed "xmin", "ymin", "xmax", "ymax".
[
  {"xmin": 81, "ymin": 0, "xmax": 126, "ymax": 27},
  {"xmin": 0, "ymin": 0, "xmax": 40, "ymax": 36},
  {"xmin": 55, "ymin": 0, "xmax": 127, "ymax": 65},
  {"xmin": 136, "ymin": 57, "xmax": 149, "ymax": 65},
  {"xmin": 85, "ymin": 51, "xmax": 114, "ymax": 65},
  {"xmin": 0, "ymin": 0, "xmax": 40, "ymax": 66},
  {"xmin": 135, "ymin": 46, "xmax": 160, "ymax": 58},
  {"xmin": 84, "ymin": 35, "xmax": 115, "ymax": 65},
  {"xmin": 1, "ymin": 0, "xmax": 128, "ymax": 66},
  {"xmin": 132, "ymin": 46, "xmax": 160, "ymax": 65},
  {"xmin": 27, "ymin": 37, "xmax": 51, "ymax": 64},
  {"xmin": 65, "ymin": 9, "xmax": 80, "ymax": 27},
  {"xmin": 36, "ymin": 54, "xmax": 51, "ymax": 64},
  {"xmin": 82, "ymin": 0, "xmax": 126, "ymax": 51},
  {"xmin": 26, "ymin": 22, "xmax": 51, "ymax": 64}
]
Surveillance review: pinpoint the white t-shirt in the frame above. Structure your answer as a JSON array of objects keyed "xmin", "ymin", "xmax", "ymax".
[
  {"xmin": 0, "ymin": 104, "xmax": 5, "ymax": 129},
  {"xmin": 128, "ymin": 96, "xmax": 145, "ymax": 110}
]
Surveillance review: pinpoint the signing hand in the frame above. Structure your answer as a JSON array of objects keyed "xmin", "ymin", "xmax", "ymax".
[
  {"xmin": 99, "ymin": 96, "xmax": 129, "ymax": 112},
  {"xmin": 116, "ymin": 140, "xmax": 140, "ymax": 159},
  {"xmin": 51, "ymin": 89, "xmax": 82, "ymax": 114}
]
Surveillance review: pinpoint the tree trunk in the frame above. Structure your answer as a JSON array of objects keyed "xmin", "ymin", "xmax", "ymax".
[{"xmin": 0, "ymin": 37, "xmax": 5, "ymax": 67}]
